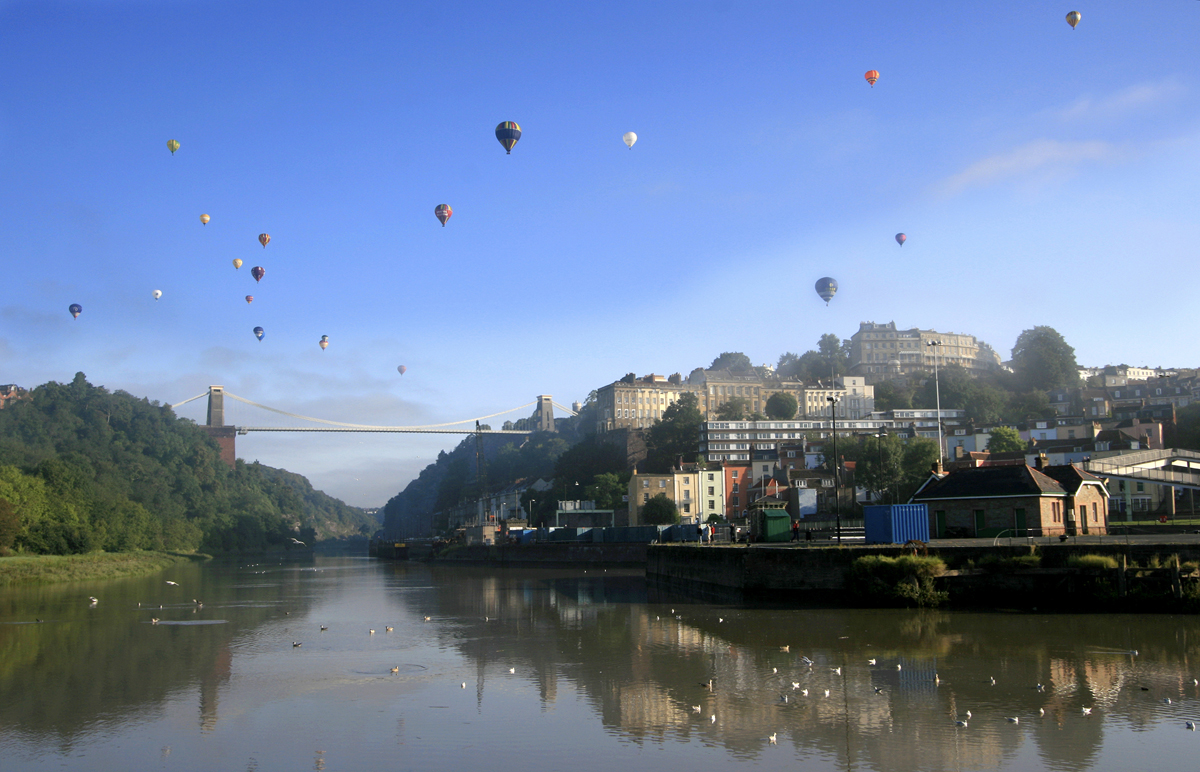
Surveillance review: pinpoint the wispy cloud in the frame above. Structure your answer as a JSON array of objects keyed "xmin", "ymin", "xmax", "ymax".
[
  {"xmin": 1055, "ymin": 80, "xmax": 1186, "ymax": 123},
  {"xmin": 938, "ymin": 138, "xmax": 1118, "ymax": 195}
]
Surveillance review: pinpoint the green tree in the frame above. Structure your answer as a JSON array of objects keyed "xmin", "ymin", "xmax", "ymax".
[
  {"xmin": 776, "ymin": 352, "xmax": 801, "ymax": 379},
  {"xmin": 0, "ymin": 497, "xmax": 18, "ymax": 552},
  {"xmin": 986, "ymin": 426, "xmax": 1025, "ymax": 453},
  {"xmin": 585, "ymin": 472, "xmax": 628, "ymax": 511},
  {"xmin": 715, "ymin": 397, "xmax": 749, "ymax": 420},
  {"xmin": 640, "ymin": 494, "xmax": 679, "ymax": 525},
  {"xmin": 644, "ymin": 393, "xmax": 703, "ymax": 473},
  {"xmin": 709, "ymin": 352, "xmax": 752, "ymax": 372},
  {"xmin": 764, "ymin": 392, "xmax": 798, "ymax": 419},
  {"xmin": 1011, "ymin": 326, "xmax": 1080, "ymax": 391},
  {"xmin": 850, "ymin": 434, "xmax": 905, "ymax": 505},
  {"xmin": 872, "ymin": 380, "xmax": 911, "ymax": 411}
]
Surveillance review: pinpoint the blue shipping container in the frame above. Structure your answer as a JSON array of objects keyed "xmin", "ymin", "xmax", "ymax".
[{"xmin": 863, "ymin": 504, "xmax": 930, "ymax": 544}]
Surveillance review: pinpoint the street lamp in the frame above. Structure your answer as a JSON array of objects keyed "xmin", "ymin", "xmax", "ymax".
[
  {"xmin": 926, "ymin": 339, "xmax": 945, "ymax": 470},
  {"xmin": 827, "ymin": 395, "xmax": 841, "ymax": 544},
  {"xmin": 874, "ymin": 430, "xmax": 887, "ymax": 505}
]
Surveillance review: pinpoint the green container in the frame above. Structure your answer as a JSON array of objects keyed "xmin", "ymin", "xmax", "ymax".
[{"xmin": 759, "ymin": 511, "xmax": 792, "ymax": 543}]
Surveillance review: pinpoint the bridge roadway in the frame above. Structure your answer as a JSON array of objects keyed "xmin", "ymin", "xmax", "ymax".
[{"xmin": 233, "ymin": 426, "xmax": 532, "ymax": 435}]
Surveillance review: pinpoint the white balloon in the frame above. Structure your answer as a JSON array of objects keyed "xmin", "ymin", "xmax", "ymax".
[
  {"xmin": 152, "ymin": 289, "xmax": 162, "ymax": 300},
  {"xmin": 623, "ymin": 131, "xmax": 637, "ymax": 149}
]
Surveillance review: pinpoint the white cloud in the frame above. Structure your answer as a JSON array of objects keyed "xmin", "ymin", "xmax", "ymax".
[
  {"xmin": 938, "ymin": 138, "xmax": 1118, "ymax": 195},
  {"xmin": 1055, "ymin": 80, "xmax": 1186, "ymax": 123}
]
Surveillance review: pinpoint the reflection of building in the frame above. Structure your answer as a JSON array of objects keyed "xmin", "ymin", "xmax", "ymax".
[{"xmin": 199, "ymin": 641, "xmax": 233, "ymax": 732}]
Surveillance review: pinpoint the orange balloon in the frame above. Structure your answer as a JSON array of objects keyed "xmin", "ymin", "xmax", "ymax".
[
  {"xmin": 864, "ymin": 70, "xmax": 879, "ymax": 87},
  {"xmin": 259, "ymin": 233, "xmax": 270, "ymax": 248},
  {"xmin": 199, "ymin": 213, "xmax": 210, "ymax": 226}
]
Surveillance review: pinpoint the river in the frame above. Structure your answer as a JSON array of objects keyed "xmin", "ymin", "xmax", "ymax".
[{"xmin": 1, "ymin": 556, "xmax": 1198, "ymax": 771}]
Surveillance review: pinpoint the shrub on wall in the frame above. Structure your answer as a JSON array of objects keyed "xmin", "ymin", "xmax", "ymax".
[{"xmin": 848, "ymin": 555, "xmax": 948, "ymax": 607}]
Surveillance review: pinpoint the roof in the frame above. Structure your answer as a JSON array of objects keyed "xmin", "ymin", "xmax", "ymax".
[
  {"xmin": 912, "ymin": 465, "xmax": 1066, "ymax": 501},
  {"xmin": 1038, "ymin": 464, "xmax": 1105, "ymax": 494}
]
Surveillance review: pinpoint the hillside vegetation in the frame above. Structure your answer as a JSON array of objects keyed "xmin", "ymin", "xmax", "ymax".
[{"xmin": 0, "ymin": 373, "xmax": 375, "ymax": 554}]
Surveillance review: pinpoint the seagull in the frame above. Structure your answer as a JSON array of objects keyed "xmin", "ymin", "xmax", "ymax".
[
  {"xmin": 990, "ymin": 677, "xmax": 996, "ymax": 685},
  {"xmin": 768, "ymin": 732, "xmax": 777, "ymax": 744},
  {"xmin": 151, "ymin": 618, "xmax": 159, "ymax": 624},
  {"xmin": 508, "ymin": 667, "xmax": 515, "ymax": 674},
  {"xmin": 800, "ymin": 656, "xmax": 813, "ymax": 667},
  {"xmin": 710, "ymin": 715, "xmax": 716, "ymax": 724},
  {"xmin": 965, "ymin": 711, "xmax": 972, "ymax": 719},
  {"xmin": 934, "ymin": 674, "xmax": 941, "ymax": 685},
  {"xmin": 718, "ymin": 618, "xmax": 724, "ymax": 623},
  {"xmin": 1194, "ymin": 679, "xmax": 1198, "ymax": 686},
  {"xmin": 801, "ymin": 689, "xmax": 809, "ymax": 697},
  {"xmin": 874, "ymin": 686, "xmax": 885, "ymax": 694},
  {"xmin": 369, "ymin": 629, "xmax": 375, "ymax": 635},
  {"xmin": 1187, "ymin": 722, "xmax": 1196, "ymax": 731},
  {"xmin": 896, "ymin": 664, "xmax": 902, "ymax": 671},
  {"xmin": 88, "ymin": 597, "xmax": 98, "ymax": 605},
  {"xmin": 165, "ymin": 581, "xmax": 179, "ymax": 586},
  {"xmin": 956, "ymin": 720, "xmax": 968, "ymax": 728},
  {"xmin": 780, "ymin": 646, "xmax": 790, "ymax": 653},
  {"xmin": 700, "ymin": 679, "xmax": 714, "ymax": 690},
  {"xmin": 1082, "ymin": 707, "xmax": 1092, "ymax": 715},
  {"xmin": 692, "ymin": 705, "xmax": 701, "ymax": 713},
  {"xmin": 385, "ymin": 626, "xmax": 393, "ymax": 632},
  {"xmin": 1039, "ymin": 708, "xmax": 1045, "ymax": 717},
  {"xmin": 293, "ymin": 642, "xmax": 302, "ymax": 647},
  {"xmin": 779, "ymin": 694, "xmax": 788, "ymax": 703},
  {"xmin": 1164, "ymin": 698, "xmax": 1173, "ymax": 704},
  {"xmin": 290, "ymin": 538, "xmax": 305, "ymax": 546},
  {"xmin": 831, "ymin": 667, "xmax": 842, "ymax": 675},
  {"xmin": 424, "ymin": 616, "xmax": 431, "ymax": 622},
  {"xmin": 1007, "ymin": 716, "xmax": 1019, "ymax": 724},
  {"xmin": 773, "ymin": 667, "xmax": 778, "ymax": 674},
  {"xmin": 792, "ymin": 682, "xmax": 801, "ymax": 690},
  {"xmin": 823, "ymin": 689, "xmax": 830, "ymax": 698},
  {"xmin": 867, "ymin": 658, "xmax": 876, "ymax": 665},
  {"xmin": 1036, "ymin": 683, "xmax": 1045, "ymax": 692},
  {"xmin": 390, "ymin": 667, "xmax": 399, "ymax": 673},
  {"xmin": 320, "ymin": 625, "xmax": 328, "ymax": 631},
  {"xmin": 461, "ymin": 682, "xmax": 466, "ymax": 688}
]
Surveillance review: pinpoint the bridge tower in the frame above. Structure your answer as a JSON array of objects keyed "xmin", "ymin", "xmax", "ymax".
[
  {"xmin": 202, "ymin": 385, "xmax": 237, "ymax": 469},
  {"xmin": 536, "ymin": 395, "xmax": 555, "ymax": 433}
]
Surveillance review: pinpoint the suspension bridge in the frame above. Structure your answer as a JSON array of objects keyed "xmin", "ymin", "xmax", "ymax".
[{"xmin": 170, "ymin": 386, "xmax": 577, "ymax": 467}]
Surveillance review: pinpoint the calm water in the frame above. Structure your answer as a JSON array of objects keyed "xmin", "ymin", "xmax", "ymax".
[{"xmin": 2, "ymin": 556, "xmax": 1199, "ymax": 772}]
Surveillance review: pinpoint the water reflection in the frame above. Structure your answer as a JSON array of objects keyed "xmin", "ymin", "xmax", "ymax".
[{"xmin": 2, "ymin": 558, "xmax": 1199, "ymax": 771}]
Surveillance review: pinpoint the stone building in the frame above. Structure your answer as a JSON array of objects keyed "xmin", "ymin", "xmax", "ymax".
[
  {"xmin": 595, "ymin": 374, "xmax": 687, "ymax": 433},
  {"xmin": 847, "ymin": 321, "xmax": 1000, "ymax": 382}
]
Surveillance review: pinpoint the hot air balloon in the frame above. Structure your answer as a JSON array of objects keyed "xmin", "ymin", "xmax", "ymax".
[
  {"xmin": 251, "ymin": 266, "xmax": 265, "ymax": 282},
  {"xmin": 397, "ymin": 365, "xmax": 407, "ymax": 376},
  {"xmin": 319, "ymin": 335, "xmax": 329, "ymax": 351},
  {"xmin": 864, "ymin": 70, "xmax": 879, "ymax": 87},
  {"xmin": 233, "ymin": 258, "xmax": 243, "ymax": 270},
  {"xmin": 623, "ymin": 132, "xmax": 637, "ymax": 149},
  {"xmin": 815, "ymin": 277, "xmax": 838, "ymax": 305},
  {"xmin": 200, "ymin": 214, "xmax": 210, "ymax": 226},
  {"xmin": 152, "ymin": 289, "xmax": 162, "ymax": 300},
  {"xmin": 69, "ymin": 303, "xmax": 82, "ymax": 319},
  {"xmin": 245, "ymin": 295, "xmax": 254, "ymax": 304},
  {"xmin": 435, "ymin": 204, "xmax": 453, "ymax": 227},
  {"xmin": 495, "ymin": 121, "xmax": 521, "ymax": 154},
  {"xmin": 895, "ymin": 233, "xmax": 907, "ymax": 246},
  {"xmin": 167, "ymin": 139, "xmax": 180, "ymax": 155},
  {"xmin": 1066, "ymin": 11, "xmax": 1081, "ymax": 29},
  {"xmin": 253, "ymin": 326, "xmax": 265, "ymax": 341},
  {"xmin": 258, "ymin": 233, "xmax": 270, "ymax": 248}
]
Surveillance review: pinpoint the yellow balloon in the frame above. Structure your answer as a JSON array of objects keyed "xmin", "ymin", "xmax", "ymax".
[
  {"xmin": 1066, "ymin": 11, "xmax": 1081, "ymax": 29},
  {"xmin": 200, "ymin": 213, "xmax": 210, "ymax": 226},
  {"xmin": 167, "ymin": 139, "xmax": 180, "ymax": 155},
  {"xmin": 233, "ymin": 258, "xmax": 243, "ymax": 270}
]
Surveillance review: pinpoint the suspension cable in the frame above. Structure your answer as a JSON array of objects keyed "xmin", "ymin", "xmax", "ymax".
[
  {"xmin": 223, "ymin": 392, "xmax": 538, "ymax": 431},
  {"xmin": 169, "ymin": 393, "xmax": 208, "ymax": 409}
]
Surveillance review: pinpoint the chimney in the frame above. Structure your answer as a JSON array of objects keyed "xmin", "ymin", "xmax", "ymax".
[{"xmin": 1035, "ymin": 452, "xmax": 1048, "ymax": 470}]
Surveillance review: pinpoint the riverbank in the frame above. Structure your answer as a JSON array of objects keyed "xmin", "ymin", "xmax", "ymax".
[{"xmin": 0, "ymin": 551, "xmax": 210, "ymax": 586}]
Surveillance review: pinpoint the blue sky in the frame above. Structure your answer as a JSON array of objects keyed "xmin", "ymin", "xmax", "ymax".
[{"xmin": 1, "ymin": 1, "xmax": 1197, "ymax": 507}]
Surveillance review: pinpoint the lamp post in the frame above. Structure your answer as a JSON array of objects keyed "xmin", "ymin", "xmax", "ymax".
[
  {"xmin": 827, "ymin": 395, "xmax": 841, "ymax": 544},
  {"xmin": 874, "ymin": 430, "xmax": 887, "ymax": 505},
  {"xmin": 926, "ymin": 339, "xmax": 945, "ymax": 470}
]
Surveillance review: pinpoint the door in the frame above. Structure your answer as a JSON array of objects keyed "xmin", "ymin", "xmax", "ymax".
[
  {"xmin": 1079, "ymin": 505, "xmax": 1089, "ymax": 535},
  {"xmin": 974, "ymin": 509, "xmax": 986, "ymax": 536},
  {"xmin": 1014, "ymin": 508, "xmax": 1026, "ymax": 537},
  {"xmin": 935, "ymin": 510, "xmax": 946, "ymax": 538}
]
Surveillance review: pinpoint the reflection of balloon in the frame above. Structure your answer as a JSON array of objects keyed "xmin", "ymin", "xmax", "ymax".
[
  {"xmin": 152, "ymin": 289, "xmax": 162, "ymax": 300},
  {"xmin": 495, "ymin": 121, "xmax": 521, "ymax": 154},
  {"xmin": 623, "ymin": 131, "xmax": 637, "ymax": 149},
  {"xmin": 895, "ymin": 233, "xmax": 907, "ymax": 246},
  {"xmin": 435, "ymin": 204, "xmax": 453, "ymax": 227},
  {"xmin": 245, "ymin": 295, "xmax": 254, "ymax": 304},
  {"xmin": 258, "ymin": 233, "xmax": 270, "ymax": 248},
  {"xmin": 233, "ymin": 258, "xmax": 243, "ymax": 270},
  {"xmin": 815, "ymin": 277, "xmax": 838, "ymax": 305},
  {"xmin": 319, "ymin": 336, "xmax": 329, "ymax": 350},
  {"xmin": 69, "ymin": 303, "xmax": 82, "ymax": 319},
  {"xmin": 251, "ymin": 266, "xmax": 265, "ymax": 282},
  {"xmin": 167, "ymin": 139, "xmax": 180, "ymax": 155},
  {"xmin": 1066, "ymin": 11, "xmax": 1081, "ymax": 29},
  {"xmin": 397, "ymin": 365, "xmax": 407, "ymax": 376},
  {"xmin": 864, "ymin": 70, "xmax": 879, "ymax": 87},
  {"xmin": 200, "ymin": 213, "xmax": 210, "ymax": 226},
  {"xmin": 253, "ymin": 326, "xmax": 264, "ymax": 341}
]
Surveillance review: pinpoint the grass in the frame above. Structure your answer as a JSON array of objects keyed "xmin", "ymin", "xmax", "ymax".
[
  {"xmin": 0, "ymin": 551, "xmax": 208, "ymax": 586},
  {"xmin": 1068, "ymin": 554, "xmax": 1119, "ymax": 570}
]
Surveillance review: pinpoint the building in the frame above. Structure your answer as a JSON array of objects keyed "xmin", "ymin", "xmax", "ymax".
[
  {"xmin": 595, "ymin": 374, "xmax": 687, "ymax": 434},
  {"xmin": 628, "ymin": 472, "xmax": 674, "ymax": 525},
  {"xmin": 0, "ymin": 384, "xmax": 27, "ymax": 409},
  {"xmin": 847, "ymin": 321, "xmax": 1001, "ymax": 382},
  {"xmin": 911, "ymin": 461, "xmax": 1109, "ymax": 537}
]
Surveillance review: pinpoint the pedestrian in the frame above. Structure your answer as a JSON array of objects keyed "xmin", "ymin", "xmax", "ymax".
[
  {"xmin": 791, "ymin": 520, "xmax": 800, "ymax": 542},
  {"xmin": 729, "ymin": 523, "xmax": 736, "ymax": 543}
]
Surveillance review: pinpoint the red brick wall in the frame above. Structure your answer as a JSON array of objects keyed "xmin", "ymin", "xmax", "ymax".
[{"xmin": 200, "ymin": 426, "xmax": 237, "ymax": 469}]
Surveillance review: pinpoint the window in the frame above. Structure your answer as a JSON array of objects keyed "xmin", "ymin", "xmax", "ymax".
[
  {"xmin": 642, "ymin": 493, "xmax": 649, "ymax": 502},
  {"xmin": 709, "ymin": 500, "xmax": 715, "ymax": 510},
  {"xmin": 683, "ymin": 476, "xmax": 690, "ymax": 484},
  {"xmin": 707, "ymin": 486, "xmax": 715, "ymax": 495},
  {"xmin": 683, "ymin": 490, "xmax": 691, "ymax": 500},
  {"xmin": 731, "ymin": 496, "xmax": 739, "ymax": 506},
  {"xmin": 659, "ymin": 480, "xmax": 666, "ymax": 488},
  {"xmin": 642, "ymin": 480, "xmax": 648, "ymax": 489},
  {"xmin": 683, "ymin": 503, "xmax": 690, "ymax": 513},
  {"xmin": 1136, "ymin": 482, "xmax": 1144, "ymax": 492},
  {"xmin": 1093, "ymin": 503, "xmax": 1098, "ymax": 522},
  {"xmin": 731, "ymin": 470, "xmax": 739, "ymax": 478},
  {"xmin": 732, "ymin": 483, "xmax": 740, "ymax": 493}
]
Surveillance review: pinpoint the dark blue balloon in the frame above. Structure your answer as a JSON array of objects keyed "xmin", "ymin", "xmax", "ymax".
[
  {"xmin": 815, "ymin": 277, "xmax": 838, "ymax": 305},
  {"xmin": 253, "ymin": 326, "xmax": 265, "ymax": 341},
  {"xmin": 68, "ymin": 303, "xmax": 82, "ymax": 319}
]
